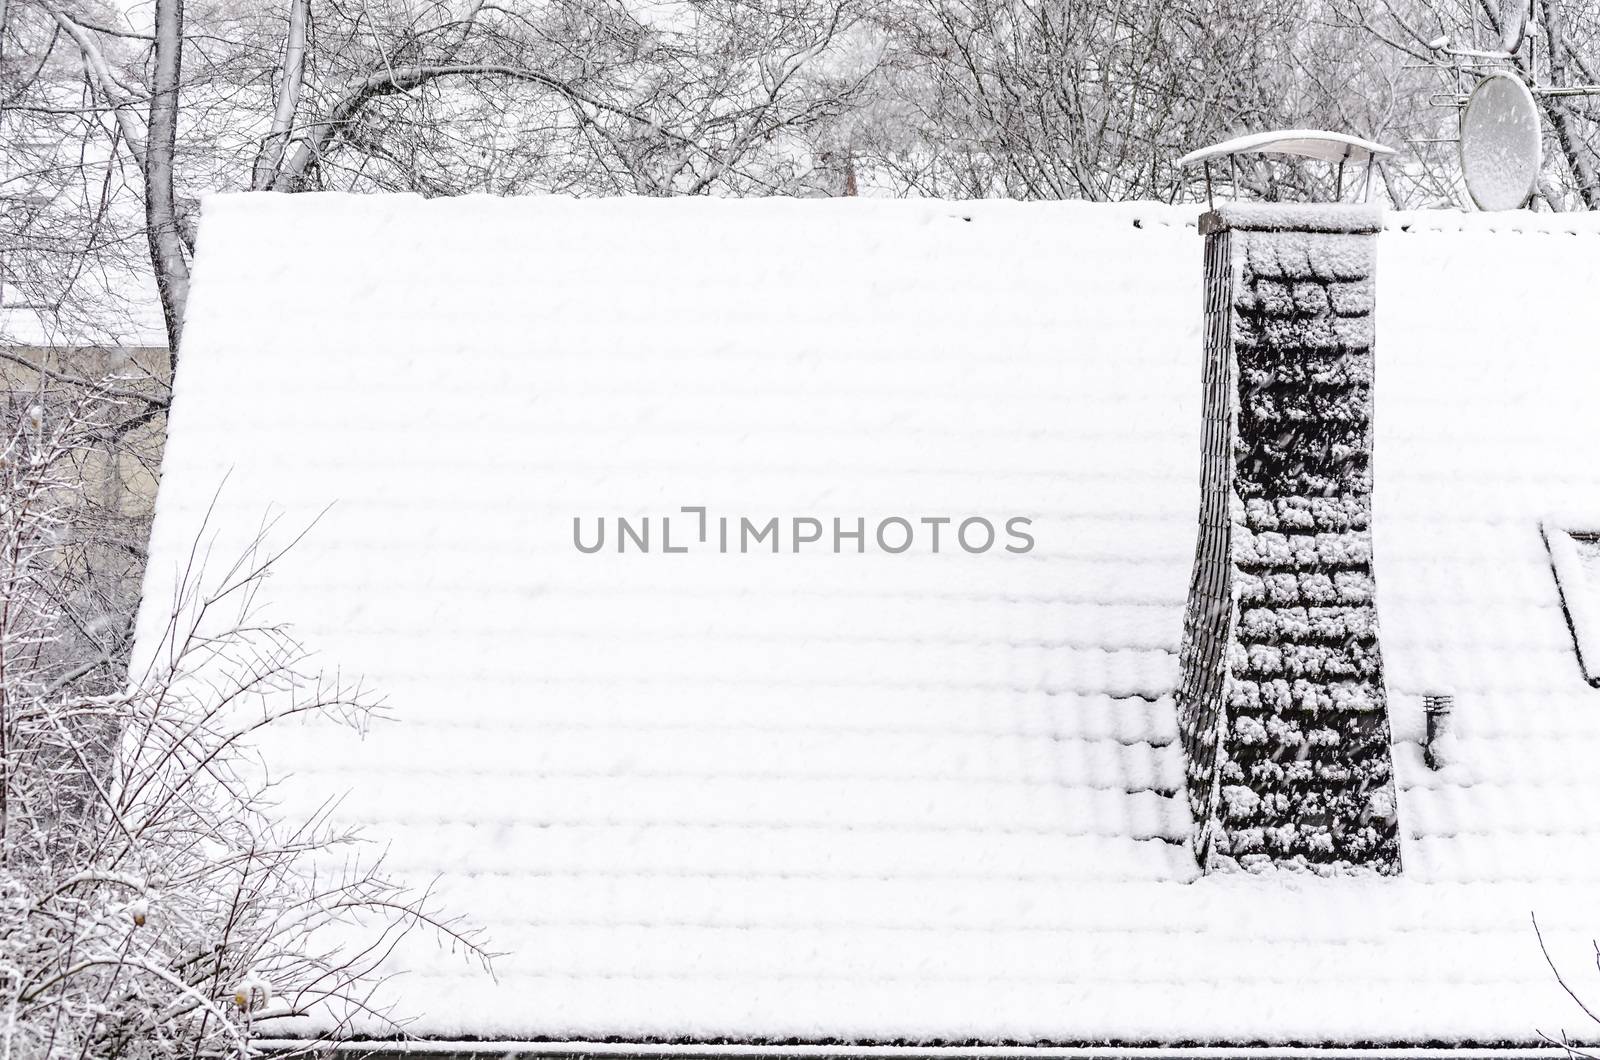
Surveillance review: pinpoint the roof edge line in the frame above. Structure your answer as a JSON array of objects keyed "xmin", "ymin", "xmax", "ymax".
[{"xmin": 250, "ymin": 1041, "xmax": 1593, "ymax": 1060}]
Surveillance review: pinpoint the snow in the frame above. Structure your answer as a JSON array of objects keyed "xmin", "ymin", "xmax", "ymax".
[
  {"xmin": 134, "ymin": 195, "xmax": 1600, "ymax": 1045},
  {"xmin": 1579, "ymin": 537, "xmax": 1600, "ymax": 583},
  {"xmin": 1207, "ymin": 202, "xmax": 1383, "ymax": 236}
]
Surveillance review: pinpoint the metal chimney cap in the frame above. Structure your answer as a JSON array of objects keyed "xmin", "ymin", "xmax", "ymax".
[{"xmin": 1179, "ymin": 129, "xmax": 1397, "ymax": 169}]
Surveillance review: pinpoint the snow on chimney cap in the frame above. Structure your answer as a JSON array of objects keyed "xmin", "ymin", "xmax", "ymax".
[{"xmin": 1179, "ymin": 129, "xmax": 1397, "ymax": 169}]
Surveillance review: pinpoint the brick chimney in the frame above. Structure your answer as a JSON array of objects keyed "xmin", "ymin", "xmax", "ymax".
[{"xmin": 1176, "ymin": 203, "xmax": 1400, "ymax": 874}]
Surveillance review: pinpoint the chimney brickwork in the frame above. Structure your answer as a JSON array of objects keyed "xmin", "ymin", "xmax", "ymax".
[{"xmin": 1177, "ymin": 203, "xmax": 1400, "ymax": 874}]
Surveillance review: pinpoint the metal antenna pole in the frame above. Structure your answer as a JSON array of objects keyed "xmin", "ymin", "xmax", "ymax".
[{"xmin": 1527, "ymin": 0, "xmax": 1535, "ymax": 78}]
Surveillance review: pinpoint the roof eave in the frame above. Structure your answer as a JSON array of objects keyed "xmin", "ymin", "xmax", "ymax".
[{"xmin": 251, "ymin": 1041, "xmax": 1596, "ymax": 1060}]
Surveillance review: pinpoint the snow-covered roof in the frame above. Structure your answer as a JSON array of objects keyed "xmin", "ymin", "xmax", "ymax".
[{"xmin": 135, "ymin": 195, "xmax": 1600, "ymax": 1046}]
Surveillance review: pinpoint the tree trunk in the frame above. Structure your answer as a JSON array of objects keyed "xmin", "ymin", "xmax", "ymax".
[
  {"xmin": 1538, "ymin": 0, "xmax": 1600, "ymax": 209},
  {"xmin": 147, "ymin": 0, "xmax": 191, "ymax": 360},
  {"xmin": 253, "ymin": 0, "xmax": 310, "ymax": 191}
]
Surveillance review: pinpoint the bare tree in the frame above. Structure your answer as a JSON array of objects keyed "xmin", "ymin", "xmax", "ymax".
[
  {"xmin": 251, "ymin": 0, "xmax": 308, "ymax": 191},
  {"xmin": 8, "ymin": 0, "xmax": 1600, "ymax": 360},
  {"xmin": 3, "ymin": 0, "xmax": 881, "ymax": 359},
  {"xmin": 861, "ymin": 0, "xmax": 1415, "ymax": 202},
  {"xmin": 1333, "ymin": 0, "xmax": 1600, "ymax": 209},
  {"xmin": 0, "ymin": 385, "xmax": 492, "ymax": 1058},
  {"xmin": 145, "ymin": 0, "xmax": 188, "ymax": 354}
]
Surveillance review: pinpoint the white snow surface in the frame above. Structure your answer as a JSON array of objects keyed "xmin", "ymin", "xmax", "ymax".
[{"xmin": 135, "ymin": 195, "xmax": 1600, "ymax": 1045}]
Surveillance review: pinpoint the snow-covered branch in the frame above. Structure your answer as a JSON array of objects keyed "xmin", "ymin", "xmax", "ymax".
[{"xmin": 0, "ymin": 388, "xmax": 493, "ymax": 1060}]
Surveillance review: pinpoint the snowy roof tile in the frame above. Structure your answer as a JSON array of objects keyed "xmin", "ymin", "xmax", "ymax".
[{"xmin": 135, "ymin": 195, "xmax": 1600, "ymax": 1046}]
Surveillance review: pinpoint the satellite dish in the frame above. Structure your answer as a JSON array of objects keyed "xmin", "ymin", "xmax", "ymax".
[{"xmin": 1460, "ymin": 71, "xmax": 1542, "ymax": 211}]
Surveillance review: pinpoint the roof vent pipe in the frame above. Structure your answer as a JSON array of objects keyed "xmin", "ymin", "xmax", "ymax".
[{"xmin": 1423, "ymin": 694, "xmax": 1455, "ymax": 770}]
